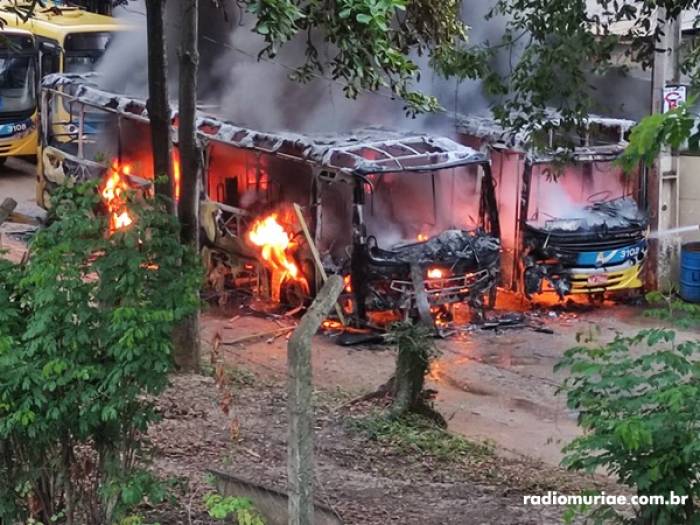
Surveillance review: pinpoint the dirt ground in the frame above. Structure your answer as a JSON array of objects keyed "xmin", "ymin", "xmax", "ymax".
[
  {"xmin": 201, "ymin": 297, "xmax": 692, "ymax": 467},
  {"xmin": 145, "ymin": 372, "xmax": 612, "ymax": 524}
]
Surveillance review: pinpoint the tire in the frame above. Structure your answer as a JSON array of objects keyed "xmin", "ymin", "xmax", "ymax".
[{"xmin": 0, "ymin": 157, "xmax": 7, "ymax": 169}]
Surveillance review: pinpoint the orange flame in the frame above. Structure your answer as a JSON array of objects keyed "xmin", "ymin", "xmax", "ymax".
[
  {"xmin": 101, "ymin": 162, "xmax": 133, "ymax": 233},
  {"xmin": 172, "ymin": 150, "xmax": 181, "ymax": 202},
  {"xmin": 427, "ymin": 267, "xmax": 444, "ymax": 280},
  {"xmin": 247, "ymin": 213, "xmax": 301, "ymax": 280},
  {"xmin": 417, "ymin": 233, "xmax": 428, "ymax": 242}
]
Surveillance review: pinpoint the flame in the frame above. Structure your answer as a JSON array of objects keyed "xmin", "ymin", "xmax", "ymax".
[
  {"xmin": 427, "ymin": 361, "xmax": 444, "ymax": 382},
  {"xmin": 417, "ymin": 233, "xmax": 428, "ymax": 242},
  {"xmin": 427, "ymin": 267, "xmax": 444, "ymax": 280},
  {"xmin": 247, "ymin": 213, "xmax": 301, "ymax": 280},
  {"xmin": 172, "ymin": 150, "xmax": 181, "ymax": 202},
  {"xmin": 322, "ymin": 319, "xmax": 344, "ymax": 330},
  {"xmin": 343, "ymin": 274, "xmax": 352, "ymax": 293},
  {"xmin": 101, "ymin": 162, "xmax": 133, "ymax": 233}
]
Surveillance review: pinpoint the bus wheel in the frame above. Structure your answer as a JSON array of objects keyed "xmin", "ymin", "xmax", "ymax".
[
  {"xmin": 0, "ymin": 157, "xmax": 7, "ymax": 169},
  {"xmin": 282, "ymin": 280, "xmax": 308, "ymax": 310},
  {"xmin": 587, "ymin": 292, "xmax": 605, "ymax": 305}
]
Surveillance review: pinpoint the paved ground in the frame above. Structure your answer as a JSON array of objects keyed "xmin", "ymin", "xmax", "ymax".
[
  {"xmin": 0, "ymin": 157, "xmax": 42, "ymax": 261},
  {"xmin": 0, "ymin": 157, "xmax": 38, "ymax": 213}
]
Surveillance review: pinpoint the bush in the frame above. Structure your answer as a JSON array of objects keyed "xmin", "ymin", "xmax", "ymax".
[
  {"xmin": 0, "ymin": 182, "xmax": 200, "ymax": 524},
  {"xmin": 645, "ymin": 290, "xmax": 700, "ymax": 329},
  {"xmin": 556, "ymin": 329, "xmax": 700, "ymax": 524}
]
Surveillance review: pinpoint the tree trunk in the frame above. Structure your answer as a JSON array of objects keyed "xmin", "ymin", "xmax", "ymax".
[
  {"xmin": 145, "ymin": 0, "xmax": 174, "ymax": 213},
  {"xmin": 287, "ymin": 275, "xmax": 344, "ymax": 525},
  {"xmin": 389, "ymin": 264, "xmax": 444, "ymax": 424},
  {"xmin": 391, "ymin": 336, "xmax": 428, "ymax": 415},
  {"xmin": 177, "ymin": 0, "xmax": 199, "ymax": 248},
  {"xmin": 171, "ymin": 0, "xmax": 201, "ymax": 372}
]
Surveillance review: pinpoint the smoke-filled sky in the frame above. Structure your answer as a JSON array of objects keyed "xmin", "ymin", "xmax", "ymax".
[
  {"xmin": 100, "ymin": 0, "xmax": 513, "ymax": 135},
  {"xmin": 100, "ymin": 0, "xmax": 646, "ymax": 133}
]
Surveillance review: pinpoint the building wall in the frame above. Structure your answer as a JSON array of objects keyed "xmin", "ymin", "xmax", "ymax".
[{"xmin": 680, "ymin": 154, "xmax": 700, "ymax": 242}]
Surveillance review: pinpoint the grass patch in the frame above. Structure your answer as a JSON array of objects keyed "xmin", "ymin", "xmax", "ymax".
[{"xmin": 349, "ymin": 412, "xmax": 492, "ymax": 462}]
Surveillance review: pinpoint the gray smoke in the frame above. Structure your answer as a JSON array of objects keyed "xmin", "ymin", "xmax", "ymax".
[
  {"xmin": 205, "ymin": 0, "xmax": 511, "ymax": 133},
  {"xmin": 96, "ymin": 0, "xmax": 512, "ymax": 134},
  {"xmin": 96, "ymin": 1, "xmax": 148, "ymax": 96}
]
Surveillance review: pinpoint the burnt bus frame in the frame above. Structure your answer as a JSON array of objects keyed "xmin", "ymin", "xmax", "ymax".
[
  {"xmin": 349, "ymin": 160, "xmax": 501, "ymax": 320},
  {"xmin": 38, "ymin": 74, "xmax": 502, "ymax": 317},
  {"xmin": 516, "ymin": 153, "xmax": 644, "ymax": 297}
]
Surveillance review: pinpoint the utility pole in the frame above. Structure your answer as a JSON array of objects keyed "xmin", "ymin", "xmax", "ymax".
[{"xmin": 649, "ymin": 8, "xmax": 682, "ymax": 289}]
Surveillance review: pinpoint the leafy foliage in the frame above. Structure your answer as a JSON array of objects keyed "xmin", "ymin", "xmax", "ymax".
[
  {"xmin": 556, "ymin": 329, "xmax": 700, "ymax": 523},
  {"xmin": 242, "ymin": 0, "xmax": 469, "ymax": 115},
  {"xmin": 618, "ymin": 100, "xmax": 698, "ymax": 172},
  {"xmin": 0, "ymin": 182, "xmax": 201, "ymax": 524},
  {"xmin": 389, "ymin": 320, "xmax": 440, "ymax": 361},
  {"xmin": 645, "ymin": 289, "xmax": 700, "ymax": 329},
  {"xmin": 487, "ymin": 0, "xmax": 619, "ymax": 132},
  {"xmin": 436, "ymin": 0, "xmax": 700, "ymax": 134},
  {"xmin": 203, "ymin": 493, "xmax": 266, "ymax": 524}
]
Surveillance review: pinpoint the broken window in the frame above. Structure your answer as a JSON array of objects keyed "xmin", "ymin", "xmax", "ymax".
[{"xmin": 364, "ymin": 165, "xmax": 483, "ymax": 248}]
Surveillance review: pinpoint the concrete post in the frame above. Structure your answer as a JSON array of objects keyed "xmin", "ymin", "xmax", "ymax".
[
  {"xmin": 650, "ymin": 8, "xmax": 683, "ymax": 289},
  {"xmin": 287, "ymin": 275, "xmax": 343, "ymax": 525}
]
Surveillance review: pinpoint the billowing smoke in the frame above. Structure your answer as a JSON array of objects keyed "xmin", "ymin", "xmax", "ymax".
[
  {"xmin": 97, "ymin": 1, "xmax": 148, "ymax": 96},
  {"xmin": 96, "ymin": 0, "xmax": 512, "ymax": 134},
  {"xmin": 363, "ymin": 166, "xmax": 484, "ymax": 248},
  {"xmin": 205, "ymin": 1, "xmax": 513, "ymax": 133}
]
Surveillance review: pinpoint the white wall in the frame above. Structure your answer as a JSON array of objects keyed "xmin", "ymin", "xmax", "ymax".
[{"xmin": 679, "ymin": 155, "xmax": 700, "ymax": 242}]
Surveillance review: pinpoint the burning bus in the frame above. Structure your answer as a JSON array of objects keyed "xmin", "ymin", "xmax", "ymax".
[
  {"xmin": 38, "ymin": 73, "xmax": 501, "ymax": 324},
  {"xmin": 458, "ymin": 113, "xmax": 648, "ymax": 301}
]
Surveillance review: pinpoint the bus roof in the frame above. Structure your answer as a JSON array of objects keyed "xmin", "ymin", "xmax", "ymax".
[
  {"xmin": 0, "ymin": 27, "xmax": 33, "ymax": 37},
  {"xmin": 0, "ymin": 3, "xmax": 127, "ymax": 42},
  {"xmin": 42, "ymin": 73, "xmax": 489, "ymax": 175}
]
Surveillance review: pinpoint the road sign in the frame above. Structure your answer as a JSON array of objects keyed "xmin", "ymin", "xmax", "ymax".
[{"xmin": 663, "ymin": 85, "xmax": 687, "ymax": 112}]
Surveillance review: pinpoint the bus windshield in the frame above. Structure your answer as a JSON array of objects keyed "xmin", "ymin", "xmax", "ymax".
[
  {"xmin": 64, "ymin": 31, "xmax": 113, "ymax": 73},
  {"xmin": 0, "ymin": 55, "xmax": 36, "ymax": 112}
]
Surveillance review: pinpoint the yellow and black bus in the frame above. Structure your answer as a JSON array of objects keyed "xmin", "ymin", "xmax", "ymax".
[
  {"xmin": 0, "ymin": 1, "xmax": 128, "ymax": 178},
  {"xmin": 0, "ymin": 1, "xmax": 127, "ymax": 78},
  {"xmin": 0, "ymin": 28, "xmax": 37, "ymax": 164}
]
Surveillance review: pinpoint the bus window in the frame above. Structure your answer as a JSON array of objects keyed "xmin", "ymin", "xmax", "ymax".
[
  {"xmin": 0, "ymin": 55, "xmax": 35, "ymax": 113},
  {"xmin": 64, "ymin": 32, "xmax": 113, "ymax": 73},
  {"xmin": 38, "ymin": 40, "xmax": 60, "ymax": 77}
]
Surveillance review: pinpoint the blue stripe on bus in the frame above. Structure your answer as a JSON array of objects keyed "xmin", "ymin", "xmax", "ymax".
[{"xmin": 573, "ymin": 239, "xmax": 647, "ymax": 267}]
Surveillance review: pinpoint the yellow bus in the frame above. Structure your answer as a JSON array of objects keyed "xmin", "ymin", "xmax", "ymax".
[
  {"xmin": 0, "ymin": 1, "xmax": 127, "ymax": 78},
  {"xmin": 0, "ymin": 28, "xmax": 36, "ymax": 164}
]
